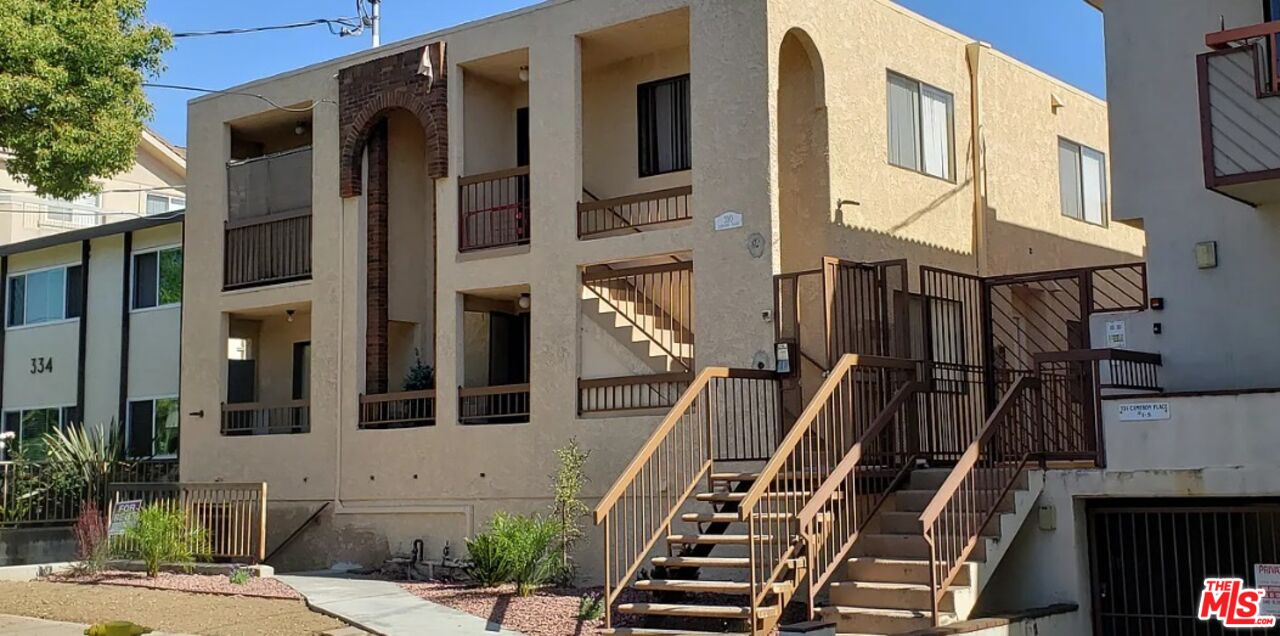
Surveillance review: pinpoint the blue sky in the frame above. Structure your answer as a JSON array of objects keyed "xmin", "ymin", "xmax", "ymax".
[{"xmin": 143, "ymin": 0, "xmax": 1105, "ymax": 146}]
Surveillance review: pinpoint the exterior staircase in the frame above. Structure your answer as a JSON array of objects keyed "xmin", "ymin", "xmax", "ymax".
[
  {"xmin": 603, "ymin": 470, "xmax": 804, "ymax": 636},
  {"xmin": 581, "ymin": 264, "xmax": 693, "ymax": 373},
  {"xmin": 820, "ymin": 467, "xmax": 1044, "ymax": 634}
]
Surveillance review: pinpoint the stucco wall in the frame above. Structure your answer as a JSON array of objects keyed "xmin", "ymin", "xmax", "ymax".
[{"xmin": 1100, "ymin": 0, "xmax": 1274, "ymax": 392}]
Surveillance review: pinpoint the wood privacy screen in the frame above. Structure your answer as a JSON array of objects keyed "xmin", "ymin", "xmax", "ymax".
[
  {"xmin": 458, "ymin": 167, "xmax": 530, "ymax": 251},
  {"xmin": 578, "ymin": 186, "xmax": 692, "ymax": 238},
  {"xmin": 107, "ymin": 482, "xmax": 268, "ymax": 563},
  {"xmin": 223, "ymin": 213, "xmax": 312, "ymax": 290}
]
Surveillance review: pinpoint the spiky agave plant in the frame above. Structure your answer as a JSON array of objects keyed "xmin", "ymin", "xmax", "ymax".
[{"xmin": 43, "ymin": 421, "xmax": 127, "ymax": 499}]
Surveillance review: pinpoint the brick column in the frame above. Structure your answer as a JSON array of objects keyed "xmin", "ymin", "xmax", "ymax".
[{"xmin": 366, "ymin": 120, "xmax": 390, "ymax": 394}]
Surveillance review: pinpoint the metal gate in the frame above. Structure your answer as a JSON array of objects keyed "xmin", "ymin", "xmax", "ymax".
[{"xmin": 1089, "ymin": 501, "xmax": 1280, "ymax": 635}]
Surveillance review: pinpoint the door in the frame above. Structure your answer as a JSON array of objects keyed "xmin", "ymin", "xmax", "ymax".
[
  {"xmin": 227, "ymin": 361, "xmax": 256, "ymax": 404},
  {"xmin": 488, "ymin": 311, "xmax": 530, "ymax": 386}
]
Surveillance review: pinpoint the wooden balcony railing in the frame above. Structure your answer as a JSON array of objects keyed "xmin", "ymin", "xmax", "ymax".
[
  {"xmin": 577, "ymin": 372, "xmax": 694, "ymax": 415},
  {"xmin": 359, "ymin": 390, "xmax": 437, "ymax": 429},
  {"xmin": 220, "ymin": 401, "xmax": 310, "ymax": 436},
  {"xmin": 578, "ymin": 186, "xmax": 692, "ymax": 239},
  {"xmin": 737, "ymin": 355, "xmax": 919, "ymax": 622},
  {"xmin": 458, "ymin": 384, "xmax": 530, "ymax": 425},
  {"xmin": 458, "ymin": 167, "xmax": 530, "ymax": 252},
  {"xmin": 593, "ymin": 368, "xmax": 780, "ymax": 628},
  {"xmin": 224, "ymin": 212, "xmax": 313, "ymax": 290},
  {"xmin": 107, "ymin": 481, "xmax": 268, "ymax": 562}
]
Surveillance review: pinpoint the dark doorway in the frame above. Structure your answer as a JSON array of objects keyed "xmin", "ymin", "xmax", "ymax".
[
  {"xmin": 516, "ymin": 107, "xmax": 530, "ymax": 168},
  {"xmin": 488, "ymin": 312, "xmax": 530, "ymax": 386}
]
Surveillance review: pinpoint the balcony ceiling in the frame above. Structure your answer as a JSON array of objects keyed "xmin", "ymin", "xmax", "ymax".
[
  {"xmin": 580, "ymin": 8, "xmax": 690, "ymax": 72},
  {"xmin": 461, "ymin": 48, "xmax": 530, "ymax": 87}
]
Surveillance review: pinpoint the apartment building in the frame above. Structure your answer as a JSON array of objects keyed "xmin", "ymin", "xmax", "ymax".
[
  {"xmin": 0, "ymin": 129, "xmax": 186, "ymax": 245},
  {"xmin": 0, "ymin": 213, "xmax": 183, "ymax": 467},
  {"xmin": 180, "ymin": 0, "xmax": 1146, "ymax": 626}
]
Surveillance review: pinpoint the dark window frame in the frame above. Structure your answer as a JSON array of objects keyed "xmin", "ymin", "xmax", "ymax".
[
  {"xmin": 637, "ymin": 74, "xmax": 692, "ymax": 178},
  {"xmin": 131, "ymin": 246, "xmax": 183, "ymax": 311}
]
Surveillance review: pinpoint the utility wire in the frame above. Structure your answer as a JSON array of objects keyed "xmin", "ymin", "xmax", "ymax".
[
  {"xmin": 173, "ymin": 17, "xmax": 363, "ymax": 39},
  {"xmin": 0, "ymin": 185, "xmax": 186, "ymax": 195},
  {"xmin": 143, "ymin": 83, "xmax": 336, "ymax": 112}
]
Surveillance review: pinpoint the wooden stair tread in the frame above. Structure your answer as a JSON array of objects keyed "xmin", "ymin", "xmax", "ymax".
[
  {"xmin": 681, "ymin": 511, "xmax": 803, "ymax": 523},
  {"xmin": 696, "ymin": 490, "xmax": 839, "ymax": 502},
  {"xmin": 710, "ymin": 470, "xmax": 825, "ymax": 483},
  {"xmin": 820, "ymin": 605, "xmax": 950, "ymax": 620},
  {"xmin": 666, "ymin": 533, "xmax": 772, "ymax": 545},
  {"xmin": 617, "ymin": 603, "xmax": 778, "ymax": 619},
  {"xmin": 847, "ymin": 556, "xmax": 931, "ymax": 566},
  {"xmin": 830, "ymin": 580, "xmax": 931, "ymax": 592},
  {"xmin": 634, "ymin": 579, "xmax": 793, "ymax": 595},
  {"xmin": 602, "ymin": 629, "xmax": 746, "ymax": 636},
  {"xmin": 651, "ymin": 555, "xmax": 804, "ymax": 569}
]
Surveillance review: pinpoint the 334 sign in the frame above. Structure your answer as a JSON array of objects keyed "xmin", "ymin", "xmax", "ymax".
[{"xmin": 29, "ymin": 357, "xmax": 52, "ymax": 374}]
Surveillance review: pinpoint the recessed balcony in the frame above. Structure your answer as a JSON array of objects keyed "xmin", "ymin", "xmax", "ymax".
[{"xmin": 1199, "ymin": 21, "xmax": 1280, "ymax": 205}]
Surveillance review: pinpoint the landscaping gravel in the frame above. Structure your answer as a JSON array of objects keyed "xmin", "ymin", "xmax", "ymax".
[
  {"xmin": 48, "ymin": 570, "xmax": 302, "ymax": 600},
  {"xmin": 401, "ymin": 582, "xmax": 625, "ymax": 636},
  {"xmin": 0, "ymin": 581, "xmax": 344, "ymax": 636}
]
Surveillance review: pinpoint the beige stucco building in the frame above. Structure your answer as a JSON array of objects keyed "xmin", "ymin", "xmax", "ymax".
[
  {"xmin": 180, "ymin": 0, "xmax": 1146, "ymax": 614},
  {"xmin": 0, "ymin": 130, "xmax": 186, "ymax": 246}
]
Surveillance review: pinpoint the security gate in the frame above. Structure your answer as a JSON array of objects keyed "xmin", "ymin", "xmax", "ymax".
[{"xmin": 1089, "ymin": 501, "xmax": 1280, "ymax": 635}]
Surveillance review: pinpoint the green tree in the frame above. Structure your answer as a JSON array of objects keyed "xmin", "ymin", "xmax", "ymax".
[{"xmin": 0, "ymin": 0, "xmax": 170, "ymax": 199}]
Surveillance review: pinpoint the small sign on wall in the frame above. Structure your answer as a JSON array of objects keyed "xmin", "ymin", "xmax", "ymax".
[
  {"xmin": 1105, "ymin": 321, "xmax": 1127, "ymax": 349},
  {"xmin": 1118, "ymin": 402, "xmax": 1171, "ymax": 422},
  {"xmin": 1255, "ymin": 564, "xmax": 1280, "ymax": 617},
  {"xmin": 714, "ymin": 210, "xmax": 744, "ymax": 231}
]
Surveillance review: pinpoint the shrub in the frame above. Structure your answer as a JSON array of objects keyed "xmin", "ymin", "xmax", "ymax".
[
  {"xmin": 228, "ymin": 568, "xmax": 251, "ymax": 586},
  {"xmin": 549, "ymin": 439, "xmax": 589, "ymax": 586},
  {"xmin": 72, "ymin": 501, "xmax": 109, "ymax": 574},
  {"xmin": 577, "ymin": 593, "xmax": 604, "ymax": 621},
  {"xmin": 121, "ymin": 504, "xmax": 211, "ymax": 577},
  {"xmin": 403, "ymin": 349, "xmax": 435, "ymax": 391},
  {"xmin": 465, "ymin": 512, "xmax": 561, "ymax": 596}
]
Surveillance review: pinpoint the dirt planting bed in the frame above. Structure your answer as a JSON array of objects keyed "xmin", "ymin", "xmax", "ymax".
[
  {"xmin": 402, "ymin": 581, "xmax": 625, "ymax": 636},
  {"xmin": 48, "ymin": 570, "xmax": 302, "ymax": 599},
  {"xmin": 0, "ymin": 580, "xmax": 344, "ymax": 635}
]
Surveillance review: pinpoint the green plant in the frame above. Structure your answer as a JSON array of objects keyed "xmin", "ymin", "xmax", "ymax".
[
  {"xmin": 403, "ymin": 349, "xmax": 435, "ymax": 391},
  {"xmin": 43, "ymin": 423, "xmax": 127, "ymax": 501},
  {"xmin": 228, "ymin": 568, "xmax": 251, "ymax": 586},
  {"xmin": 576, "ymin": 593, "xmax": 604, "ymax": 621},
  {"xmin": 465, "ymin": 512, "xmax": 560, "ymax": 596},
  {"xmin": 120, "ymin": 504, "xmax": 210, "ymax": 577},
  {"xmin": 549, "ymin": 439, "xmax": 590, "ymax": 586}
]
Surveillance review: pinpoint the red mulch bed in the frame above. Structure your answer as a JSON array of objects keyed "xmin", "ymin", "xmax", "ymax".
[
  {"xmin": 47, "ymin": 570, "xmax": 302, "ymax": 600},
  {"xmin": 401, "ymin": 582, "xmax": 634, "ymax": 636}
]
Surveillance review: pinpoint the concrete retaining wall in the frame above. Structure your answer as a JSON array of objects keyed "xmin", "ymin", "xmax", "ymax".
[{"xmin": 0, "ymin": 527, "xmax": 76, "ymax": 567}]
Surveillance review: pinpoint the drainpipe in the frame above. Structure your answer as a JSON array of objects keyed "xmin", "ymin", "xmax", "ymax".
[{"xmin": 966, "ymin": 42, "xmax": 991, "ymax": 277}]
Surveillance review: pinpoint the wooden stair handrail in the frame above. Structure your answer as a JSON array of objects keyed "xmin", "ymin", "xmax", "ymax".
[
  {"xmin": 795, "ymin": 380, "xmax": 925, "ymax": 532},
  {"xmin": 594, "ymin": 367, "xmax": 729, "ymax": 524},
  {"xmin": 917, "ymin": 376, "xmax": 1039, "ymax": 528},
  {"xmin": 737, "ymin": 354, "xmax": 918, "ymax": 519}
]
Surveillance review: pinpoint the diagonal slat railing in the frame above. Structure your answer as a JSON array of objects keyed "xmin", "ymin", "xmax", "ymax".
[
  {"xmin": 919, "ymin": 375, "xmax": 1041, "ymax": 624},
  {"xmin": 593, "ymin": 366, "xmax": 780, "ymax": 630},
  {"xmin": 736, "ymin": 354, "xmax": 918, "ymax": 632}
]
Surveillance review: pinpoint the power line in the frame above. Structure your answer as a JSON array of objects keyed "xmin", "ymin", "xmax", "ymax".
[
  {"xmin": 0, "ymin": 185, "xmax": 186, "ymax": 195},
  {"xmin": 173, "ymin": 17, "xmax": 363, "ymax": 39},
  {"xmin": 143, "ymin": 83, "xmax": 336, "ymax": 112}
]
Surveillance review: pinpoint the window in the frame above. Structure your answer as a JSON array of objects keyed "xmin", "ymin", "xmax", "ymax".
[
  {"xmin": 7, "ymin": 265, "xmax": 83, "ymax": 328},
  {"xmin": 1059, "ymin": 138, "xmax": 1108, "ymax": 226},
  {"xmin": 145, "ymin": 193, "xmax": 185, "ymax": 216},
  {"xmin": 1, "ymin": 407, "xmax": 75, "ymax": 459},
  {"xmin": 132, "ymin": 247, "xmax": 182, "ymax": 310},
  {"xmin": 887, "ymin": 72, "xmax": 955, "ymax": 180},
  {"xmin": 638, "ymin": 74, "xmax": 691, "ymax": 177},
  {"xmin": 127, "ymin": 397, "xmax": 179, "ymax": 458},
  {"xmin": 45, "ymin": 193, "xmax": 102, "ymax": 227}
]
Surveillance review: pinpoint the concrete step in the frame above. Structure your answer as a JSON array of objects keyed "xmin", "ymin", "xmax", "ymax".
[
  {"xmin": 852, "ymin": 533, "xmax": 987, "ymax": 562},
  {"xmin": 846, "ymin": 557, "xmax": 969, "ymax": 587},
  {"xmin": 892, "ymin": 489, "xmax": 1014, "ymax": 514},
  {"xmin": 829, "ymin": 580, "xmax": 954, "ymax": 612},
  {"xmin": 617, "ymin": 603, "xmax": 777, "ymax": 620},
  {"xmin": 879, "ymin": 511, "xmax": 1000, "ymax": 537},
  {"xmin": 909, "ymin": 467, "xmax": 1029, "ymax": 491},
  {"xmin": 819, "ymin": 605, "xmax": 952, "ymax": 634}
]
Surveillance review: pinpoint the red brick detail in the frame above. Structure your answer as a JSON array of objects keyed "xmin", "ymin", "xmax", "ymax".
[
  {"xmin": 339, "ymin": 42, "xmax": 448, "ymax": 198},
  {"xmin": 365, "ymin": 121, "xmax": 390, "ymax": 394}
]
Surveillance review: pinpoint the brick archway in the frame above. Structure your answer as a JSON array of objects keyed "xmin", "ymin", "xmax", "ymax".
[{"xmin": 338, "ymin": 42, "xmax": 448, "ymax": 198}]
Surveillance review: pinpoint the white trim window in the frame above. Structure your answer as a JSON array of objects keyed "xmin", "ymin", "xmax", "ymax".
[
  {"xmin": 132, "ymin": 246, "xmax": 183, "ymax": 310},
  {"xmin": 44, "ymin": 193, "xmax": 103, "ymax": 228},
  {"xmin": 6, "ymin": 264, "xmax": 84, "ymax": 328},
  {"xmin": 145, "ymin": 193, "xmax": 185, "ymax": 216},
  {"xmin": 1059, "ymin": 138, "xmax": 1108, "ymax": 226},
  {"xmin": 1, "ymin": 406, "xmax": 75, "ymax": 459},
  {"xmin": 887, "ymin": 71, "xmax": 955, "ymax": 181},
  {"xmin": 126, "ymin": 396, "xmax": 179, "ymax": 458}
]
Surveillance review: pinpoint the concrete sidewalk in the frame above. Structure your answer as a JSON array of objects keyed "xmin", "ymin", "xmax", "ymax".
[{"xmin": 278, "ymin": 574, "xmax": 523, "ymax": 636}]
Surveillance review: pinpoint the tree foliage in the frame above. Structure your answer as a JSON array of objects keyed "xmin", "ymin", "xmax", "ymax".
[{"xmin": 0, "ymin": 0, "xmax": 171, "ymax": 199}]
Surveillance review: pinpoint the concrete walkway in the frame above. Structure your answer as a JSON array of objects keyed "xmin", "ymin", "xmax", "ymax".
[{"xmin": 278, "ymin": 574, "xmax": 523, "ymax": 636}]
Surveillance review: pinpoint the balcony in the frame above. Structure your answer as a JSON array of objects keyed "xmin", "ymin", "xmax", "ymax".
[
  {"xmin": 224, "ymin": 116, "xmax": 313, "ymax": 289},
  {"xmin": 221, "ymin": 401, "xmax": 310, "ymax": 436},
  {"xmin": 458, "ymin": 167, "xmax": 530, "ymax": 252},
  {"xmin": 1199, "ymin": 22, "xmax": 1280, "ymax": 205},
  {"xmin": 222, "ymin": 306, "xmax": 312, "ymax": 435}
]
